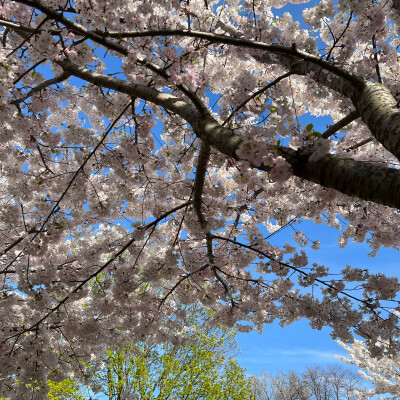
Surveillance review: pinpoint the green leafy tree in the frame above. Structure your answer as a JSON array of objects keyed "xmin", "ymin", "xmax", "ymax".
[
  {"xmin": 83, "ymin": 307, "xmax": 253, "ymax": 400},
  {"xmin": 47, "ymin": 379, "xmax": 85, "ymax": 400}
]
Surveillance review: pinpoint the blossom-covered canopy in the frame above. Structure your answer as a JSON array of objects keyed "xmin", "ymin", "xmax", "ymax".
[{"xmin": 1, "ymin": 0, "xmax": 400, "ymax": 395}]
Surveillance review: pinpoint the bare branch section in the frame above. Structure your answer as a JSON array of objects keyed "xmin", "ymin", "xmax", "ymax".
[
  {"xmin": 5, "ymin": 5, "xmax": 400, "ymax": 207},
  {"xmin": 322, "ymin": 110, "xmax": 360, "ymax": 139}
]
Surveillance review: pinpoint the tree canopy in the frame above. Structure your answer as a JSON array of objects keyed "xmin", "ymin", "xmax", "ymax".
[
  {"xmin": 252, "ymin": 364, "xmax": 365, "ymax": 400},
  {"xmin": 83, "ymin": 308, "xmax": 252, "ymax": 399},
  {"xmin": 2, "ymin": 0, "xmax": 400, "ymax": 395},
  {"xmin": 44, "ymin": 306, "xmax": 253, "ymax": 400}
]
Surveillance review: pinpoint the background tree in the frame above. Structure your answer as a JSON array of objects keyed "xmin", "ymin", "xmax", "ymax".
[
  {"xmin": 83, "ymin": 307, "xmax": 253, "ymax": 400},
  {"xmin": 47, "ymin": 379, "xmax": 85, "ymax": 400},
  {"xmin": 251, "ymin": 364, "xmax": 364, "ymax": 400},
  {"xmin": 252, "ymin": 370, "xmax": 310, "ymax": 400},
  {"xmin": 337, "ymin": 339, "xmax": 400, "ymax": 398},
  {"xmin": 42, "ymin": 306, "xmax": 253, "ymax": 400},
  {"xmin": 2, "ymin": 0, "xmax": 400, "ymax": 396}
]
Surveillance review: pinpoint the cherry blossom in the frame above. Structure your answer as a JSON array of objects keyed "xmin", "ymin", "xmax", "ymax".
[{"xmin": 1, "ymin": 0, "xmax": 400, "ymax": 397}]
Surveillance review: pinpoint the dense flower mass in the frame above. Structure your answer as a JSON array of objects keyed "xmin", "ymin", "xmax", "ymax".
[{"xmin": 1, "ymin": 0, "xmax": 400, "ymax": 396}]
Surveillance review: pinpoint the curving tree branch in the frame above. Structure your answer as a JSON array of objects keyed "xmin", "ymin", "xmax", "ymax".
[
  {"xmin": 11, "ymin": 71, "xmax": 71, "ymax": 105},
  {"xmin": 57, "ymin": 60, "xmax": 400, "ymax": 209},
  {"xmin": 8, "ymin": 3, "xmax": 400, "ymax": 160}
]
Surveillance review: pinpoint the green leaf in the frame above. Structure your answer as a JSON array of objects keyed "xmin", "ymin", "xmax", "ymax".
[{"xmin": 305, "ymin": 123, "xmax": 314, "ymax": 132}]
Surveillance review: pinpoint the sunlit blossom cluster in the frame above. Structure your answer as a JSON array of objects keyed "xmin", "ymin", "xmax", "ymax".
[{"xmin": 0, "ymin": 0, "xmax": 400, "ymax": 397}]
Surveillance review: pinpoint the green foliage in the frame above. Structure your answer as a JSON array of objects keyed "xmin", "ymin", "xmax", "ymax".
[
  {"xmin": 47, "ymin": 378, "xmax": 84, "ymax": 400},
  {"xmin": 83, "ymin": 307, "xmax": 254, "ymax": 399},
  {"xmin": 44, "ymin": 307, "xmax": 252, "ymax": 399}
]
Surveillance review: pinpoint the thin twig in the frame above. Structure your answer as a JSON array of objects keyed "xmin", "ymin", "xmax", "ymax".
[
  {"xmin": 346, "ymin": 137, "xmax": 373, "ymax": 151},
  {"xmin": 223, "ymin": 71, "xmax": 293, "ymax": 126}
]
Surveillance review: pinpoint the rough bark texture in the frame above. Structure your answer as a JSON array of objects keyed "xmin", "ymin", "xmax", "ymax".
[
  {"xmin": 394, "ymin": 0, "xmax": 400, "ymax": 15},
  {"xmin": 352, "ymin": 81, "xmax": 400, "ymax": 160},
  {"xmin": 280, "ymin": 147, "xmax": 400, "ymax": 209},
  {"xmin": 60, "ymin": 60, "xmax": 400, "ymax": 209}
]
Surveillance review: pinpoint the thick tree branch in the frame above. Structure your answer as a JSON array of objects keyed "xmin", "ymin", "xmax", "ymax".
[
  {"xmin": 9, "ymin": 0, "xmax": 129, "ymax": 54},
  {"xmin": 279, "ymin": 147, "xmax": 400, "ymax": 209},
  {"xmin": 9, "ymin": 5, "xmax": 400, "ymax": 159},
  {"xmin": 96, "ymin": 29, "xmax": 362, "ymax": 86},
  {"xmin": 394, "ymin": 0, "xmax": 400, "ymax": 16},
  {"xmin": 58, "ymin": 60, "xmax": 400, "ymax": 209},
  {"xmin": 98, "ymin": 28, "xmax": 400, "ymax": 162}
]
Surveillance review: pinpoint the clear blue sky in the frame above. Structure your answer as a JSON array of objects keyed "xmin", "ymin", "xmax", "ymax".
[{"xmin": 236, "ymin": 218, "xmax": 399, "ymax": 376}]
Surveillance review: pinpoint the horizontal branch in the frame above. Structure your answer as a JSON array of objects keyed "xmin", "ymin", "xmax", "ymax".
[
  {"xmin": 58, "ymin": 61, "xmax": 400, "ymax": 209},
  {"xmin": 279, "ymin": 147, "xmax": 400, "ymax": 209}
]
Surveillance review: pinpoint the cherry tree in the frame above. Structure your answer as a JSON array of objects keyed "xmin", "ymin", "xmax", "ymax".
[
  {"xmin": 337, "ymin": 339, "xmax": 400, "ymax": 398},
  {"xmin": 1, "ymin": 0, "xmax": 400, "ymax": 396}
]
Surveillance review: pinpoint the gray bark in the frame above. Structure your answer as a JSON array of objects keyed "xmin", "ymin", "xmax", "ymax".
[{"xmin": 60, "ymin": 61, "xmax": 400, "ymax": 209}]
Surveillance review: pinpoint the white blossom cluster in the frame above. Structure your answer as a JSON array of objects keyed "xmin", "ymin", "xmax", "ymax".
[{"xmin": 0, "ymin": 0, "xmax": 400, "ymax": 397}]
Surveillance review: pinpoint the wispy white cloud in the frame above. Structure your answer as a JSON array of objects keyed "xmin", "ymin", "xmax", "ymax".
[
  {"xmin": 241, "ymin": 347, "xmax": 334, "ymax": 361},
  {"xmin": 237, "ymin": 346, "xmax": 342, "ymax": 372}
]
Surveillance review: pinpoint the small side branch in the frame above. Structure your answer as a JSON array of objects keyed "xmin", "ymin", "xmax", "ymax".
[
  {"xmin": 322, "ymin": 110, "xmax": 360, "ymax": 138},
  {"xmin": 346, "ymin": 138, "xmax": 373, "ymax": 152},
  {"xmin": 159, "ymin": 263, "xmax": 209, "ymax": 308},
  {"xmin": 223, "ymin": 70, "xmax": 293, "ymax": 126},
  {"xmin": 0, "ymin": 228, "xmax": 39, "ymax": 257},
  {"xmin": 11, "ymin": 71, "xmax": 71, "ymax": 105},
  {"xmin": 372, "ymin": 35, "xmax": 382, "ymax": 84},
  {"xmin": 7, "ymin": 16, "xmax": 49, "ymax": 57}
]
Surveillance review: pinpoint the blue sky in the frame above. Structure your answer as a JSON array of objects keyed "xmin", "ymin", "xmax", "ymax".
[{"xmin": 236, "ymin": 219, "xmax": 400, "ymax": 376}]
